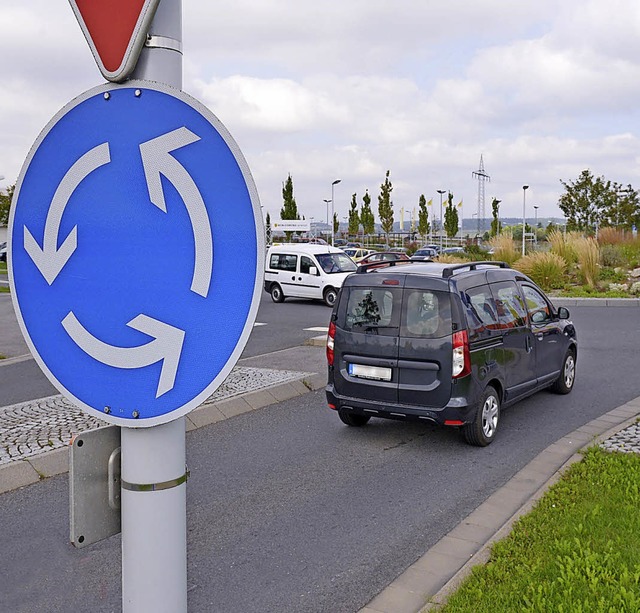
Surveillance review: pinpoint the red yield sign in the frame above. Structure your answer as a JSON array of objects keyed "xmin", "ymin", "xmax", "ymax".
[{"xmin": 69, "ymin": 0, "xmax": 160, "ymax": 82}]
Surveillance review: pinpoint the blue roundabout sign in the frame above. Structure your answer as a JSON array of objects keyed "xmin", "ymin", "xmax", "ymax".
[{"xmin": 9, "ymin": 81, "xmax": 264, "ymax": 427}]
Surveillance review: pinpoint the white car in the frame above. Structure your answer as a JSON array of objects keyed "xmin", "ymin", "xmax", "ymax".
[{"xmin": 264, "ymin": 243, "xmax": 357, "ymax": 306}]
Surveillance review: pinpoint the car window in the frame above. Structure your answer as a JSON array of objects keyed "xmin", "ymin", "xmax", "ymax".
[
  {"xmin": 270, "ymin": 253, "xmax": 297, "ymax": 272},
  {"xmin": 315, "ymin": 252, "xmax": 357, "ymax": 274},
  {"xmin": 460, "ymin": 285, "xmax": 500, "ymax": 340},
  {"xmin": 401, "ymin": 289, "xmax": 451, "ymax": 339},
  {"xmin": 300, "ymin": 256, "xmax": 315, "ymax": 274},
  {"xmin": 521, "ymin": 285, "xmax": 551, "ymax": 323},
  {"xmin": 344, "ymin": 288, "xmax": 399, "ymax": 335},
  {"xmin": 490, "ymin": 281, "xmax": 527, "ymax": 328}
]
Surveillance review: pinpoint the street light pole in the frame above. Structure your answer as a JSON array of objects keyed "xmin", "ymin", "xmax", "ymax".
[
  {"xmin": 323, "ymin": 199, "xmax": 331, "ymax": 240},
  {"xmin": 437, "ymin": 190, "xmax": 446, "ymax": 251},
  {"xmin": 522, "ymin": 185, "xmax": 529, "ymax": 256},
  {"xmin": 331, "ymin": 179, "xmax": 341, "ymax": 247}
]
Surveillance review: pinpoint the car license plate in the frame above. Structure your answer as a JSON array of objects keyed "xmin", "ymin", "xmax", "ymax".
[{"xmin": 348, "ymin": 363, "xmax": 392, "ymax": 381}]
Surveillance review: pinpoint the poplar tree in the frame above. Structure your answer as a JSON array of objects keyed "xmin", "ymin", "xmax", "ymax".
[
  {"xmin": 348, "ymin": 193, "xmax": 360, "ymax": 236},
  {"xmin": 444, "ymin": 192, "xmax": 459, "ymax": 238},
  {"xmin": 417, "ymin": 194, "xmax": 430, "ymax": 241},
  {"xmin": 377, "ymin": 170, "xmax": 394, "ymax": 240},
  {"xmin": 360, "ymin": 190, "xmax": 375, "ymax": 236}
]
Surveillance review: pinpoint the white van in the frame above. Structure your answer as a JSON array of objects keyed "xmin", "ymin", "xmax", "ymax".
[{"xmin": 264, "ymin": 244, "xmax": 357, "ymax": 306}]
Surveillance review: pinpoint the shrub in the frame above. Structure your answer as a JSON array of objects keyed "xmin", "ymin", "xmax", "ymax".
[
  {"xmin": 574, "ymin": 237, "xmax": 600, "ymax": 288},
  {"xmin": 513, "ymin": 252, "xmax": 567, "ymax": 290},
  {"xmin": 600, "ymin": 244, "xmax": 625, "ymax": 268},
  {"xmin": 488, "ymin": 232, "xmax": 518, "ymax": 265},
  {"xmin": 597, "ymin": 226, "xmax": 626, "ymax": 245},
  {"xmin": 548, "ymin": 230, "xmax": 578, "ymax": 264},
  {"xmin": 437, "ymin": 254, "xmax": 469, "ymax": 264}
]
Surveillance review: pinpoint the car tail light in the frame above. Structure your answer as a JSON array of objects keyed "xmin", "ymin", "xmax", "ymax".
[
  {"xmin": 452, "ymin": 330, "xmax": 471, "ymax": 378},
  {"xmin": 327, "ymin": 321, "xmax": 336, "ymax": 366}
]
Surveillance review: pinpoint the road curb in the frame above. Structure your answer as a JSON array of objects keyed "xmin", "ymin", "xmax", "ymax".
[
  {"xmin": 0, "ymin": 370, "xmax": 327, "ymax": 496},
  {"xmin": 359, "ymin": 395, "xmax": 640, "ymax": 613}
]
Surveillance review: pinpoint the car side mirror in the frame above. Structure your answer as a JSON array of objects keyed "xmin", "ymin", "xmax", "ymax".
[
  {"xmin": 557, "ymin": 306, "xmax": 570, "ymax": 319},
  {"xmin": 309, "ymin": 266, "xmax": 318, "ymax": 276}
]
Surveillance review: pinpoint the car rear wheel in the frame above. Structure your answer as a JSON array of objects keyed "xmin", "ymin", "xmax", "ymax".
[
  {"xmin": 551, "ymin": 350, "xmax": 575, "ymax": 394},
  {"xmin": 338, "ymin": 410, "xmax": 371, "ymax": 427},
  {"xmin": 323, "ymin": 287, "xmax": 338, "ymax": 307},
  {"xmin": 463, "ymin": 385, "xmax": 500, "ymax": 447},
  {"xmin": 270, "ymin": 283, "xmax": 285, "ymax": 303}
]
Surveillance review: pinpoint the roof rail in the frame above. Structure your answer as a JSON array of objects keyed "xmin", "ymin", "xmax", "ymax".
[
  {"xmin": 441, "ymin": 261, "xmax": 510, "ymax": 278},
  {"xmin": 355, "ymin": 259, "xmax": 420, "ymax": 274}
]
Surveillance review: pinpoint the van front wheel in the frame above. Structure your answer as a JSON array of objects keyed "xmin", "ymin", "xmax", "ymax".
[
  {"xmin": 270, "ymin": 284, "xmax": 285, "ymax": 303},
  {"xmin": 324, "ymin": 287, "xmax": 338, "ymax": 307},
  {"xmin": 463, "ymin": 386, "xmax": 500, "ymax": 447}
]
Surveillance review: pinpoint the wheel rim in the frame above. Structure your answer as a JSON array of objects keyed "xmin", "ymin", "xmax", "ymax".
[
  {"xmin": 272, "ymin": 287, "xmax": 281, "ymax": 300},
  {"xmin": 564, "ymin": 354, "xmax": 575, "ymax": 388},
  {"xmin": 326, "ymin": 291, "xmax": 336, "ymax": 306},
  {"xmin": 482, "ymin": 395, "xmax": 499, "ymax": 438}
]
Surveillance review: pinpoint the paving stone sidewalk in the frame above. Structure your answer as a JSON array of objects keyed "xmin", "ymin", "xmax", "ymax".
[{"xmin": 0, "ymin": 366, "xmax": 310, "ymax": 466}]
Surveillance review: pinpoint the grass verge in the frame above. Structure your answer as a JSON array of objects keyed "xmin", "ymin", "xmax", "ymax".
[{"xmin": 440, "ymin": 447, "xmax": 640, "ymax": 612}]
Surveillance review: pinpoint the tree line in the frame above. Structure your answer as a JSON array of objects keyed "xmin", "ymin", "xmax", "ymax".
[{"xmin": 276, "ymin": 167, "xmax": 640, "ymax": 242}]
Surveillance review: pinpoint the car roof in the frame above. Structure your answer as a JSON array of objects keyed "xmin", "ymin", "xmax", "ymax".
[
  {"xmin": 267, "ymin": 243, "xmax": 346, "ymax": 255},
  {"xmin": 350, "ymin": 260, "xmax": 517, "ymax": 283}
]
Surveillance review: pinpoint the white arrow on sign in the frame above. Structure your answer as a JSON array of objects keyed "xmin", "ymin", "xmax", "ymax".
[
  {"xmin": 24, "ymin": 142, "xmax": 111, "ymax": 284},
  {"xmin": 62, "ymin": 311, "xmax": 185, "ymax": 398},
  {"xmin": 140, "ymin": 127, "xmax": 213, "ymax": 298}
]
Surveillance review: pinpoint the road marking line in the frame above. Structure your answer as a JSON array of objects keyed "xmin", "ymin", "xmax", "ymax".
[
  {"xmin": 253, "ymin": 322, "xmax": 267, "ymax": 327},
  {"xmin": 305, "ymin": 326, "xmax": 328, "ymax": 332}
]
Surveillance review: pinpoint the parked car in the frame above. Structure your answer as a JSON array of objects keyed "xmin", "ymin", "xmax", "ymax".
[
  {"xmin": 388, "ymin": 247, "xmax": 408, "ymax": 254},
  {"xmin": 334, "ymin": 239, "xmax": 348, "ymax": 247},
  {"xmin": 411, "ymin": 247, "xmax": 438, "ymax": 261},
  {"xmin": 343, "ymin": 247, "xmax": 375, "ymax": 262},
  {"xmin": 325, "ymin": 261, "xmax": 577, "ymax": 446},
  {"xmin": 0, "ymin": 241, "xmax": 6, "ymax": 263},
  {"xmin": 345, "ymin": 242, "xmax": 363, "ymax": 248},
  {"xmin": 357, "ymin": 251, "xmax": 410, "ymax": 266},
  {"xmin": 442, "ymin": 246, "xmax": 465, "ymax": 255},
  {"xmin": 264, "ymin": 243, "xmax": 356, "ymax": 306}
]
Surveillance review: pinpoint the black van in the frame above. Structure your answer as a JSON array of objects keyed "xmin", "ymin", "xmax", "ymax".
[{"xmin": 325, "ymin": 261, "xmax": 577, "ymax": 446}]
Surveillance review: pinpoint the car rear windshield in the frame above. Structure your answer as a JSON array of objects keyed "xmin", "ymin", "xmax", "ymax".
[
  {"xmin": 343, "ymin": 287, "xmax": 451, "ymax": 338},
  {"xmin": 401, "ymin": 289, "xmax": 452, "ymax": 339},
  {"xmin": 316, "ymin": 253, "xmax": 357, "ymax": 274}
]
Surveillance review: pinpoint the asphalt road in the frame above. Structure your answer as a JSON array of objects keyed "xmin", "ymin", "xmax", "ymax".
[
  {"xmin": 0, "ymin": 292, "xmax": 332, "ymax": 406},
  {"xmin": 1, "ymin": 305, "xmax": 640, "ymax": 612}
]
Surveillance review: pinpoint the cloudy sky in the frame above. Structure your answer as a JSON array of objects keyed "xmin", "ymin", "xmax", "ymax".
[{"xmin": 1, "ymin": 0, "xmax": 639, "ymax": 228}]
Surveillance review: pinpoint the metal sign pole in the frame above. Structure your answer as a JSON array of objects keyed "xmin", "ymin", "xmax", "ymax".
[{"xmin": 121, "ymin": 1, "xmax": 187, "ymax": 611}]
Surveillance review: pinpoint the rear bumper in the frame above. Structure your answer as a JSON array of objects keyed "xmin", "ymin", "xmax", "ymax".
[{"xmin": 325, "ymin": 384, "xmax": 478, "ymax": 426}]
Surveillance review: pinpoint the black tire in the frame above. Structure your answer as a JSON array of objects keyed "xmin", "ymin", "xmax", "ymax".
[
  {"xmin": 270, "ymin": 283, "xmax": 285, "ymax": 303},
  {"xmin": 551, "ymin": 350, "xmax": 576, "ymax": 394},
  {"xmin": 338, "ymin": 410, "xmax": 371, "ymax": 427},
  {"xmin": 463, "ymin": 385, "xmax": 500, "ymax": 447},
  {"xmin": 324, "ymin": 287, "xmax": 338, "ymax": 307}
]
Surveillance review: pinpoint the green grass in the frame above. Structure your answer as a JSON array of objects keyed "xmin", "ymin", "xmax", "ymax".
[{"xmin": 440, "ymin": 447, "xmax": 640, "ymax": 612}]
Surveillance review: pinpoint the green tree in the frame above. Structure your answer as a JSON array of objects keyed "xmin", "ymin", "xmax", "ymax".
[
  {"xmin": 280, "ymin": 174, "xmax": 299, "ymax": 241},
  {"xmin": 444, "ymin": 192, "xmax": 459, "ymax": 238},
  {"xmin": 490, "ymin": 197, "xmax": 502, "ymax": 237},
  {"xmin": 558, "ymin": 170, "xmax": 614, "ymax": 232},
  {"xmin": 601, "ymin": 182, "xmax": 640, "ymax": 229},
  {"xmin": 377, "ymin": 170, "xmax": 394, "ymax": 240},
  {"xmin": 417, "ymin": 194, "xmax": 430, "ymax": 241},
  {"xmin": 333, "ymin": 211, "xmax": 339, "ymax": 236},
  {"xmin": 348, "ymin": 193, "xmax": 360, "ymax": 236},
  {"xmin": 360, "ymin": 190, "xmax": 375, "ymax": 236},
  {"xmin": 0, "ymin": 184, "xmax": 15, "ymax": 226},
  {"xmin": 265, "ymin": 211, "xmax": 271, "ymax": 244}
]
